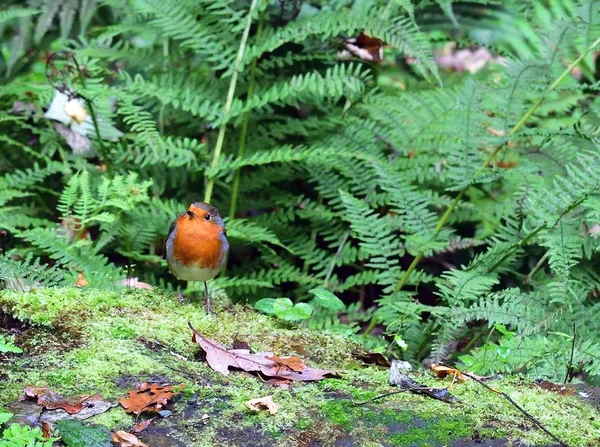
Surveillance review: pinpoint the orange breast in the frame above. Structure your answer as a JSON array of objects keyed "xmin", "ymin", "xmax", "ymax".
[{"xmin": 172, "ymin": 216, "xmax": 224, "ymax": 269}]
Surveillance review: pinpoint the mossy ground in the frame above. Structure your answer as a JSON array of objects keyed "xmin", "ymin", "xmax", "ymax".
[{"xmin": 1, "ymin": 287, "xmax": 599, "ymax": 446}]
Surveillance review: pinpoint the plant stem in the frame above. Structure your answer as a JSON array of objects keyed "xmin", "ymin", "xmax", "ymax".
[
  {"xmin": 229, "ymin": 8, "xmax": 265, "ymax": 219},
  {"xmin": 204, "ymin": 0, "xmax": 259, "ymax": 204},
  {"xmin": 392, "ymin": 36, "xmax": 600, "ymax": 294}
]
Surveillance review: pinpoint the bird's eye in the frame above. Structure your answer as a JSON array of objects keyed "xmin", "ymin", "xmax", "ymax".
[{"xmin": 204, "ymin": 213, "xmax": 211, "ymax": 221}]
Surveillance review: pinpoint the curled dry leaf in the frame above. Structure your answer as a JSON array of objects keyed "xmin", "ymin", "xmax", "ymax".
[
  {"xmin": 41, "ymin": 421, "xmax": 52, "ymax": 439},
  {"xmin": 119, "ymin": 382, "xmax": 184, "ymax": 415},
  {"xmin": 431, "ymin": 364, "xmax": 466, "ymax": 382},
  {"xmin": 131, "ymin": 418, "xmax": 154, "ymax": 433},
  {"xmin": 112, "ymin": 430, "xmax": 148, "ymax": 447},
  {"xmin": 189, "ymin": 322, "xmax": 336, "ymax": 382},
  {"xmin": 75, "ymin": 273, "xmax": 89, "ymax": 288},
  {"xmin": 340, "ymin": 32, "xmax": 384, "ymax": 62},
  {"xmin": 245, "ymin": 395, "xmax": 278, "ymax": 415},
  {"xmin": 266, "ymin": 355, "xmax": 304, "ymax": 372},
  {"xmin": 22, "ymin": 387, "xmax": 103, "ymax": 414}
]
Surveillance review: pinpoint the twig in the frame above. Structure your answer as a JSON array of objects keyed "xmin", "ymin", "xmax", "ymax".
[
  {"xmin": 462, "ymin": 372, "xmax": 568, "ymax": 446},
  {"xmin": 564, "ymin": 322, "xmax": 577, "ymax": 384}
]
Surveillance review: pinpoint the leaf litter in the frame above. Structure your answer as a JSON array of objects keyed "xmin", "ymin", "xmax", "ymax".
[
  {"xmin": 245, "ymin": 395, "xmax": 278, "ymax": 415},
  {"xmin": 119, "ymin": 382, "xmax": 184, "ymax": 415},
  {"xmin": 22, "ymin": 387, "xmax": 105, "ymax": 414},
  {"xmin": 189, "ymin": 322, "xmax": 336, "ymax": 382}
]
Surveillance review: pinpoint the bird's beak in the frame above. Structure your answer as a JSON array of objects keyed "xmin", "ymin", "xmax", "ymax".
[{"xmin": 186, "ymin": 210, "xmax": 195, "ymax": 218}]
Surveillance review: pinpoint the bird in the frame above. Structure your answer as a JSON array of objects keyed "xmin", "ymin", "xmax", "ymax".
[{"xmin": 165, "ymin": 202, "xmax": 228, "ymax": 313}]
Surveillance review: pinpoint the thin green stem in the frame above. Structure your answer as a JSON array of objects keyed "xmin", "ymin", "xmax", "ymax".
[
  {"xmin": 158, "ymin": 39, "xmax": 169, "ymax": 134},
  {"xmin": 204, "ymin": 0, "xmax": 259, "ymax": 204},
  {"xmin": 391, "ymin": 36, "xmax": 600, "ymax": 294},
  {"xmin": 229, "ymin": 8, "xmax": 265, "ymax": 219}
]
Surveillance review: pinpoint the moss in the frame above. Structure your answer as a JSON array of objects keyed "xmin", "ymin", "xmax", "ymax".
[{"xmin": 1, "ymin": 287, "xmax": 600, "ymax": 446}]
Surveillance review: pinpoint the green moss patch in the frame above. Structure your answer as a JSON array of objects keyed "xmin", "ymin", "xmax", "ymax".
[{"xmin": 1, "ymin": 287, "xmax": 600, "ymax": 446}]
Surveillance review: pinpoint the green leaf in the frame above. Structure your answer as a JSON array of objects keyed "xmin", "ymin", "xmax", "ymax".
[
  {"xmin": 57, "ymin": 420, "xmax": 111, "ymax": 447},
  {"xmin": 276, "ymin": 302, "xmax": 313, "ymax": 321},
  {"xmin": 0, "ymin": 335, "xmax": 23, "ymax": 354},
  {"xmin": 309, "ymin": 288, "xmax": 345, "ymax": 311},
  {"xmin": 256, "ymin": 298, "xmax": 312, "ymax": 321},
  {"xmin": 0, "ymin": 410, "xmax": 13, "ymax": 425},
  {"xmin": 255, "ymin": 298, "xmax": 278, "ymax": 314},
  {"xmin": 271, "ymin": 297, "xmax": 294, "ymax": 314}
]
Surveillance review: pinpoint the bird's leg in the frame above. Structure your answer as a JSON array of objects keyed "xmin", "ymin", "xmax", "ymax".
[
  {"xmin": 177, "ymin": 284, "xmax": 185, "ymax": 304},
  {"xmin": 204, "ymin": 281, "xmax": 214, "ymax": 315}
]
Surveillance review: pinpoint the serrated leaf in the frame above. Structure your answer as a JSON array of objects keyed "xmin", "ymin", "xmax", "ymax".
[
  {"xmin": 0, "ymin": 410, "xmax": 13, "ymax": 425},
  {"xmin": 309, "ymin": 288, "xmax": 345, "ymax": 311},
  {"xmin": 57, "ymin": 420, "xmax": 112, "ymax": 447}
]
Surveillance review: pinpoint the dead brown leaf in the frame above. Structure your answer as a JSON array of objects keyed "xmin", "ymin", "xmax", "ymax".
[
  {"xmin": 353, "ymin": 351, "xmax": 390, "ymax": 367},
  {"xmin": 41, "ymin": 421, "xmax": 52, "ymax": 439},
  {"xmin": 341, "ymin": 32, "xmax": 384, "ymax": 62},
  {"xmin": 189, "ymin": 322, "xmax": 335, "ymax": 382},
  {"xmin": 245, "ymin": 396, "xmax": 278, "ymax": 415},
  {"xmin": 111, "ymin": 430, "xmax": 148, "ymax": 447},
  {"xmin": 431, "ymin": 364, "xmax": 466, "ymax": 383},
  {"xmin": 131, "ymin": 418, "xmax": 154, "ymax": 433},
  {"xmin": 75, "ymin": 273, "xmax": 89, "ymax": 288},
  {"xmin": 22, "ymin": 387, "xmax": 103, "ymax": 414},
  {"xmin": 119, "ymin": 383, "xmax": 184, "ymax": 415},
  {"xmin": 266, "ymin": 355, "xmax": 304, "ymax": 372}
]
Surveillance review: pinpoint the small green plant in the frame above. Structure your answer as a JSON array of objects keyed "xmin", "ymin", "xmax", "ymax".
[
  {"xmin": 0, "ymin": 410, "xmax": 13, "ymax": 426},
  {"xmin": 1, "ymin": 423, "xmax": 57, "ymax": 447},
  {"xmin": 255, "ymin": 297, "xmax": 313, "ymax": 322},
  {"xmin": 0, "ymin": 335, "xmax": 22, "ymax": 354}
]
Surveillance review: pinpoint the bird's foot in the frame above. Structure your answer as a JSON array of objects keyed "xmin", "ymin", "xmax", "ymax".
[
  {"xmin": 205, "ymin": 295, "xmax": 216, "ymax": 317},
  {"xmin": 177, "ymin": 291, "xmax": 185, "ymax": 304}
]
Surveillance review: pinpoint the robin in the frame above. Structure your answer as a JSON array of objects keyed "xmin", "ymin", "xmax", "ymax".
[{"xmin": 165, "ymin": 202, "xmax": 228, "ymax": 313}]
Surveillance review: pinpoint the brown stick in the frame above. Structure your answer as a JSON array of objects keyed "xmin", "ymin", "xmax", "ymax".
[{"xmin": 462, "ymin": 372, "xmax": 568, "ymax": 446}]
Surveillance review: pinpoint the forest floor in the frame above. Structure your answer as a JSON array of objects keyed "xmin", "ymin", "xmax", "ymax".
[{"xmin": 1, "ymin": 288, "xmax": 599, "ymax": 447}]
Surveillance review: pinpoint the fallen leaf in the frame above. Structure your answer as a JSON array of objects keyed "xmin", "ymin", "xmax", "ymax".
[
  {"xmin": 119, "ymin": 383, "xmax": 184, "ymax": 415},
  {"xmin": 353, "ymin": 351, "xmax": 390, "ymax": 367},
  {"xmin": 189, "ymin": 322, "xmax": 335, "ymax": 382},
  {"xmin": 232, "ymin": 338, "xmax": 252, "ymax": 351},
  {"xmin": 41, "ymin": 400, "xmax": 115, "ymax": 424},
  {"xmin": 389, "ymin": 361, "xmax": 458, "ymax": 404},
  {"xmin": 76, "ymin": 273, "xmax": 89, "ymax": 288},
  {"xmin": 266, "ymin": 355, "xmax": 305, "ymax": 372},
  {"xmin": 54, "ymin": 122, "xmax": 92, "ymax": 154},
  {"xmin": 112, "ymin": 430, "xmax": 148, "ymax": 447},
  {"xmin": 245, "ymin": 396, "xmax": 278, "ymax": 415},
  {"xmin": 5, "ymin": 400, "xmax": 43, "ymax": 426},
  {"xmin": 118, "ymin": 277, "xmax": 153, "ymax": 290},
  {"xmin": 340, "ymin": 32, "xmax": 384, "ymax": 62},
  {"xmin": 431, "ymin": 364, "xmax": 466, "ymax": 382},
  {"xmin": 41, "ymin": 421, "xmax": 52, "ymax": 439},
  {"xmin": 22, "ymin": 387, "xmax": 103, "ymax": 414},
  {"xmin": 131, "ymin": 418, "xmax": 154, "ymax": 433}
]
